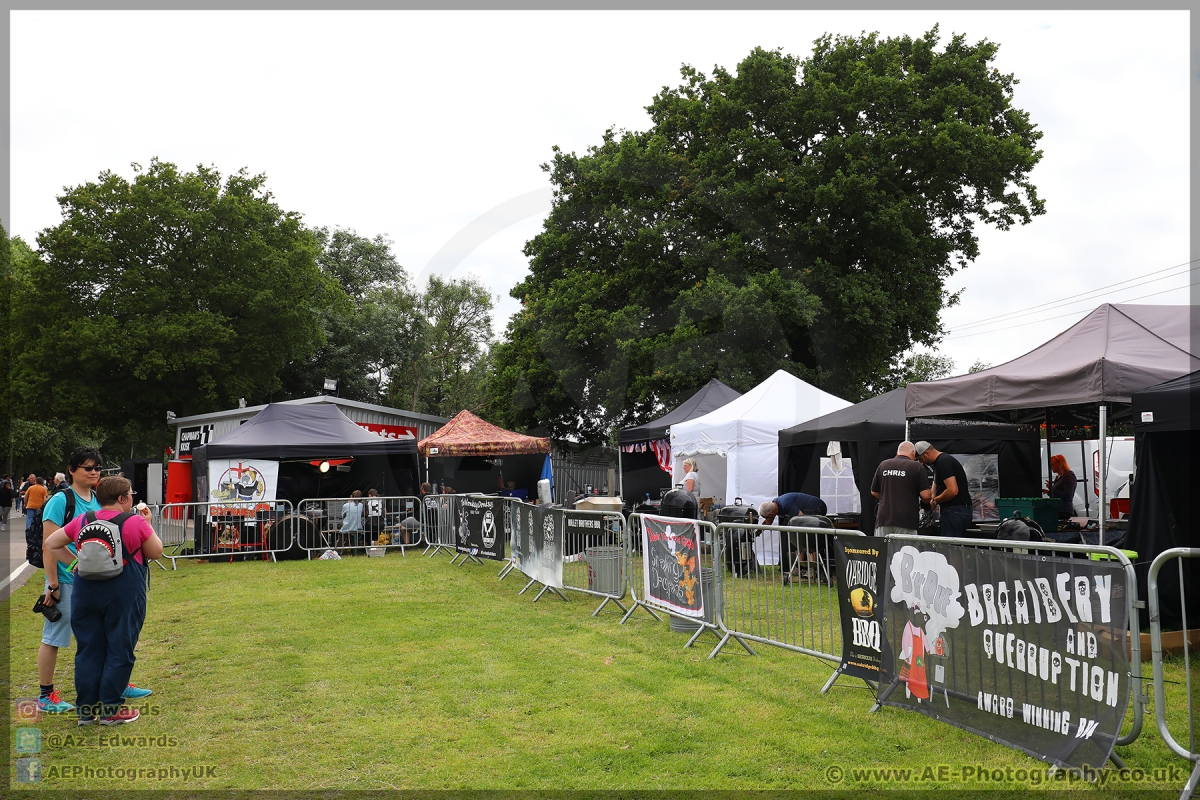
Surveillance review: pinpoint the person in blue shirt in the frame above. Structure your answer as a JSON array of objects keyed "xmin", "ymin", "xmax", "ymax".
[
  {"xmin": 37, "ymin": 447, "xmax": 152, "ymax": 714},
  {"xmin": 341, "ymin": 491, "xmax": 366, "ymax": 550},
  {"xmin": 758, "ymin": 492, "xmax": 828, "ymax": 525},
  {"xmin": 759, "ymin": 492, "xmax": 830, "ymax": 584}
]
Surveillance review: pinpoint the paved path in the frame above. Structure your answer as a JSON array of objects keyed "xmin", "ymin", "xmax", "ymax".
[{"xmin": 2, "ymin": 506, "xmax": 38, "ymax": 601}]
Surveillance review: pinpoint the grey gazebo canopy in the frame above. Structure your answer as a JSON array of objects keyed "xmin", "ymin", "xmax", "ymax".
[
  {"xmin": 905, "ymin": 303, "xmax": 1199, "ymax": 544},
  {"xmin": 618, "ymin": 378, "xmax": 742, "ymax": 444},
  {"xmin": 905, "ymin": 304, "xmax": 1200, "ymax": 425}
]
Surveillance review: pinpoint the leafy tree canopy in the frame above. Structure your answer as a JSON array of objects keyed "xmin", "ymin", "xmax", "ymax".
[
  {"xmin": 10, "ymin": 158, "xmax": 333, "ymax": 437},
  {"xmin": 389, "ymin": 275, "xmax": 494, "ymax": 418},
  {"xmin": 490, "ymin": 29, "xmax": 1044, "ymax": 443},
  {"xmin": 277, "ymin": 227, "xmax": 424, "ymax": 403}
]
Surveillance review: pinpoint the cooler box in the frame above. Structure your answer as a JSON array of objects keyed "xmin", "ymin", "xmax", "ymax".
[{"xmin": 996, "ymin": 497, "xmax": 1059, "ymax": 534}]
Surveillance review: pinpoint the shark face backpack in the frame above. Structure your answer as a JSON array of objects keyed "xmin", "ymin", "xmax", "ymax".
[{"xmin": 75, "ymin": 512, "xmax": 140, "ymax": 580}]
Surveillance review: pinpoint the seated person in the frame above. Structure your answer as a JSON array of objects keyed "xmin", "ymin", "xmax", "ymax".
[{"xmin": 398, "ymin": 516, "xmax": 421, "ymax": 545}]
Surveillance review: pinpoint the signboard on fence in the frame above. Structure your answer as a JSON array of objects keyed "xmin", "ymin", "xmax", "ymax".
[
  {"xmin": 833, "ymin": 536, "xmax": 888, "ymax": 681},
  {"xmin": 876, "ymin": 541, "xmax": 1130, "ymax": 770},
  {"xmin": 455, "ymin": 496, "xmax": 506, "ymax": 560},
  {"xmin": 640, "ymin": 515, "xmax": 704, "ymax": 618},
  {"xmin": 513, "ymin": 504, "xmax": 564, "ymax": 588}
]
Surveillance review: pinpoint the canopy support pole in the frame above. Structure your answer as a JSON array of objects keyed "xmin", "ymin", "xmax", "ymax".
[
  {"xmin": 1098, "ymin": 404, "xmax": 1107, "ymax": 547},
  {"xmin": 1044, "ymin": 409, "xmax": 1054, "ymax": 509},
  {"xmin": 1080, "ymin": 439, "xmax": 1090, "ymax": 517},
  {"xmin": 904, "ymin": 420, "xmax": 910, "ymax": 442},
  {"xmin": 617, "ymin": 448, "xmax": 624, "ymax": 499}
]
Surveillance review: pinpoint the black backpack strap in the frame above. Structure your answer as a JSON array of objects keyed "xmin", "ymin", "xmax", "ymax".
[
  {"xmin": 111, "ymin": 512, "xmax": 144, "ymax": 562},
  {"xmin": 63, "ymin": 490, "xmax": 76, "ymax": 527}
]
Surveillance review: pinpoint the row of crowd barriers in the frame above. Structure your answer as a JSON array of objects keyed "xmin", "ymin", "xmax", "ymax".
[
  {"xmin": 151, "ymin": 496, "xmax": 432, "ymax": 566},
  {"xmin": 147, "ymin": 496, "xmax": 1196, "ymax": 797},
  {"xmin": 1148, "ymin": 549, "xmax": 1200, "ymax": 800}
]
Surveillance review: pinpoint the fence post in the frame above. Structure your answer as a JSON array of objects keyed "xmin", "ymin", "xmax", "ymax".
[{"xmin": 1148, "ymin": 547, "xmax": 1200, "ymax": 800}]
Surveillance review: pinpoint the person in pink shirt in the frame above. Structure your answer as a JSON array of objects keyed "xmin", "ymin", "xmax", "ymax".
[{"xmin": 43, "ymin": 476, "xmax": 163, "ymax": 726}]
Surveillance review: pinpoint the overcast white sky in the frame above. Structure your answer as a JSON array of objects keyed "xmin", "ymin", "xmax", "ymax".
[{"xmin": 10, "ymin": 9, "xmax": 1191, "ymax": 378}]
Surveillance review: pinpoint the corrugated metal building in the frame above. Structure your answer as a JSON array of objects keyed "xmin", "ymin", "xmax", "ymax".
[
  {"xmin": 552, "ymin": 441, "xmax": 619, "ymax": 498},
  {"xmin": 171, "ymin": 397, "xmax": 620, "ymax": 498}
]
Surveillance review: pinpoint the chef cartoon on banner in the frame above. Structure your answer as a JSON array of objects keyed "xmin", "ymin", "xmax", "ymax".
[{"xmin": 889, "ymin": 545, "xmax": 966, "ymax": 703}]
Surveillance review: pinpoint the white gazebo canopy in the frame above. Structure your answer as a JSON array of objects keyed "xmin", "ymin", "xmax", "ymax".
[{"xmin": 670, "ymin": 369, "xmax": 851, "ymax": 508}]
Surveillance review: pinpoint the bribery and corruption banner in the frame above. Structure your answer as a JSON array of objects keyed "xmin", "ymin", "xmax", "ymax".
[{"xmin": 876, "ymin": 541, "xmax": 1130, "ymax": 770}]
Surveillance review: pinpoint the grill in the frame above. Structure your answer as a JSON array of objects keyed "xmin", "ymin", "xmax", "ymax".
[
  {"xmin": 659, "ymin": 487, "xmax": 698, "ymax": 520},
  {"xmin": 716, "ymin": 498, "xmax": 758, "ymax": 525}
]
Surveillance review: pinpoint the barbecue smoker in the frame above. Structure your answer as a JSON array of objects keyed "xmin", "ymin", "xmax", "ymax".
[
  {"xmin": 659, "ymin": 485, "xmax": 698, "ymax": 520},
  {"xmin": 717, "ymin": 498, "xmax": 758, "ymax": 574}
]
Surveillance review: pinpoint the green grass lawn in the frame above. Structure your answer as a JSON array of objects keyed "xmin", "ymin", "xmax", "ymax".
[{"xmin": 6, "ymin": 550, "xmax": 1196, "ymax": 793}]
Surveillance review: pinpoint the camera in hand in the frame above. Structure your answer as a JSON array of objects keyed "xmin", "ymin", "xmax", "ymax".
[{"xmin": 32, "ymin": 595, "xmax": 62, "ymax": 623}]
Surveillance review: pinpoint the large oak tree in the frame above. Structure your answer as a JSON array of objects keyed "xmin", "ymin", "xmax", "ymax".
[{"xmin": 490, "ymin": 29, "xmax": 1044, "ymax": 442}]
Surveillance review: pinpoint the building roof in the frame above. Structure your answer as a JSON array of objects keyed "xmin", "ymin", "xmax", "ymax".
[{"xmin": 170, "ymin": 396, "xmax": 448, "ymax": 427}]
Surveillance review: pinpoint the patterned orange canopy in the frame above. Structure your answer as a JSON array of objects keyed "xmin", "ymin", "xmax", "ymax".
[{"xmin": 418, "ymin": 410, "xmax": 551, "ymax": 457}]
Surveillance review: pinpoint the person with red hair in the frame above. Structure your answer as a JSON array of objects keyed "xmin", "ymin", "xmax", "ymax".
[{"xmin": 1045, "ymin": 454, "xmax": 1078, "ymax": 516}]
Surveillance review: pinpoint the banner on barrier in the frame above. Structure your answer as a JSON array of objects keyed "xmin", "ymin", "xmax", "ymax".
[
  {"xmin": 641, "ymin": 515, "xmax": 704, "ymax": 618},
  {"xmin": 514, "ymin": 504, "xmax": 564, "ymax": 588},
  {"xmin": 833, "ymin": 536, "xmax": 888, "ymax": 681},
  {"xmin": 455, "ymin": 496, "xmax": 506, "ymax": 560},
  {"xmin": 877, "ymin": 541, "xmax": 1130, "ymax": 770}
]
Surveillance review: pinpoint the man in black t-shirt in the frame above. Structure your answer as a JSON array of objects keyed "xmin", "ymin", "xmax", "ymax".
[
  {"xmin": 915, "ymin": 442, "xmax": 973, "ymax": 538},
  {"xmin": 870, "ymin": 442, "xmax": 932, "ymax": 536}
]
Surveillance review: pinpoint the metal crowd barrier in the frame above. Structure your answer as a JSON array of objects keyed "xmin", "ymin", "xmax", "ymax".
[
  {"xmin": 420, "ymin": 494, "xmax": 459, "ymax": 558},
  {"xmin": 496, "ymin": 496, "xmax": 521, "ymax": 580},
  {"xmin": 1148, "ymin": 548, "xmax": 1200, "ymax": 800},
  {"xmin": 560, "ymin": 507, "xmax": 629, "ymax": 616},
  {"xmin": 710, "ymin": 523, "xmax": 858, "ymax": 663},
  {"xmin": 154, "ymin": 500, "xmax": 296, "ymax": 568},
  {"xmin": 293, "ymin": 495, "xmax": 423, "ymax": 558},
  {"xmin": 881, "ymin": 533, "xmax": 1146, "ymax": 751},
  {"xmin": 621, "ymin": 513, "xmax": 728, "ymax": 650}
]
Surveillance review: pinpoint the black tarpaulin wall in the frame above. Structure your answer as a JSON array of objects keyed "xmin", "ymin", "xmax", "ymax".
[
  {"xmin": 426, "ymin": 453, "xmax": 545, "ymax": 496},
  {"xmin": 779, "ymin": 390, "xmax": 1040, "ymax": 536},
  {"xmin": 276, "ymin": 456, "xmax": 418, "ymax": 505},
  {"xmin": 1128, "ymin": 370, "xmax": 1200, "ymax": 630},
  {"xmin": 1127, "ymin": 432, "xmax": 1199, "ymax": 630},
  {"xmin": 621, "ymin": 449, "xmax": 673, "ymax": 503}
]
